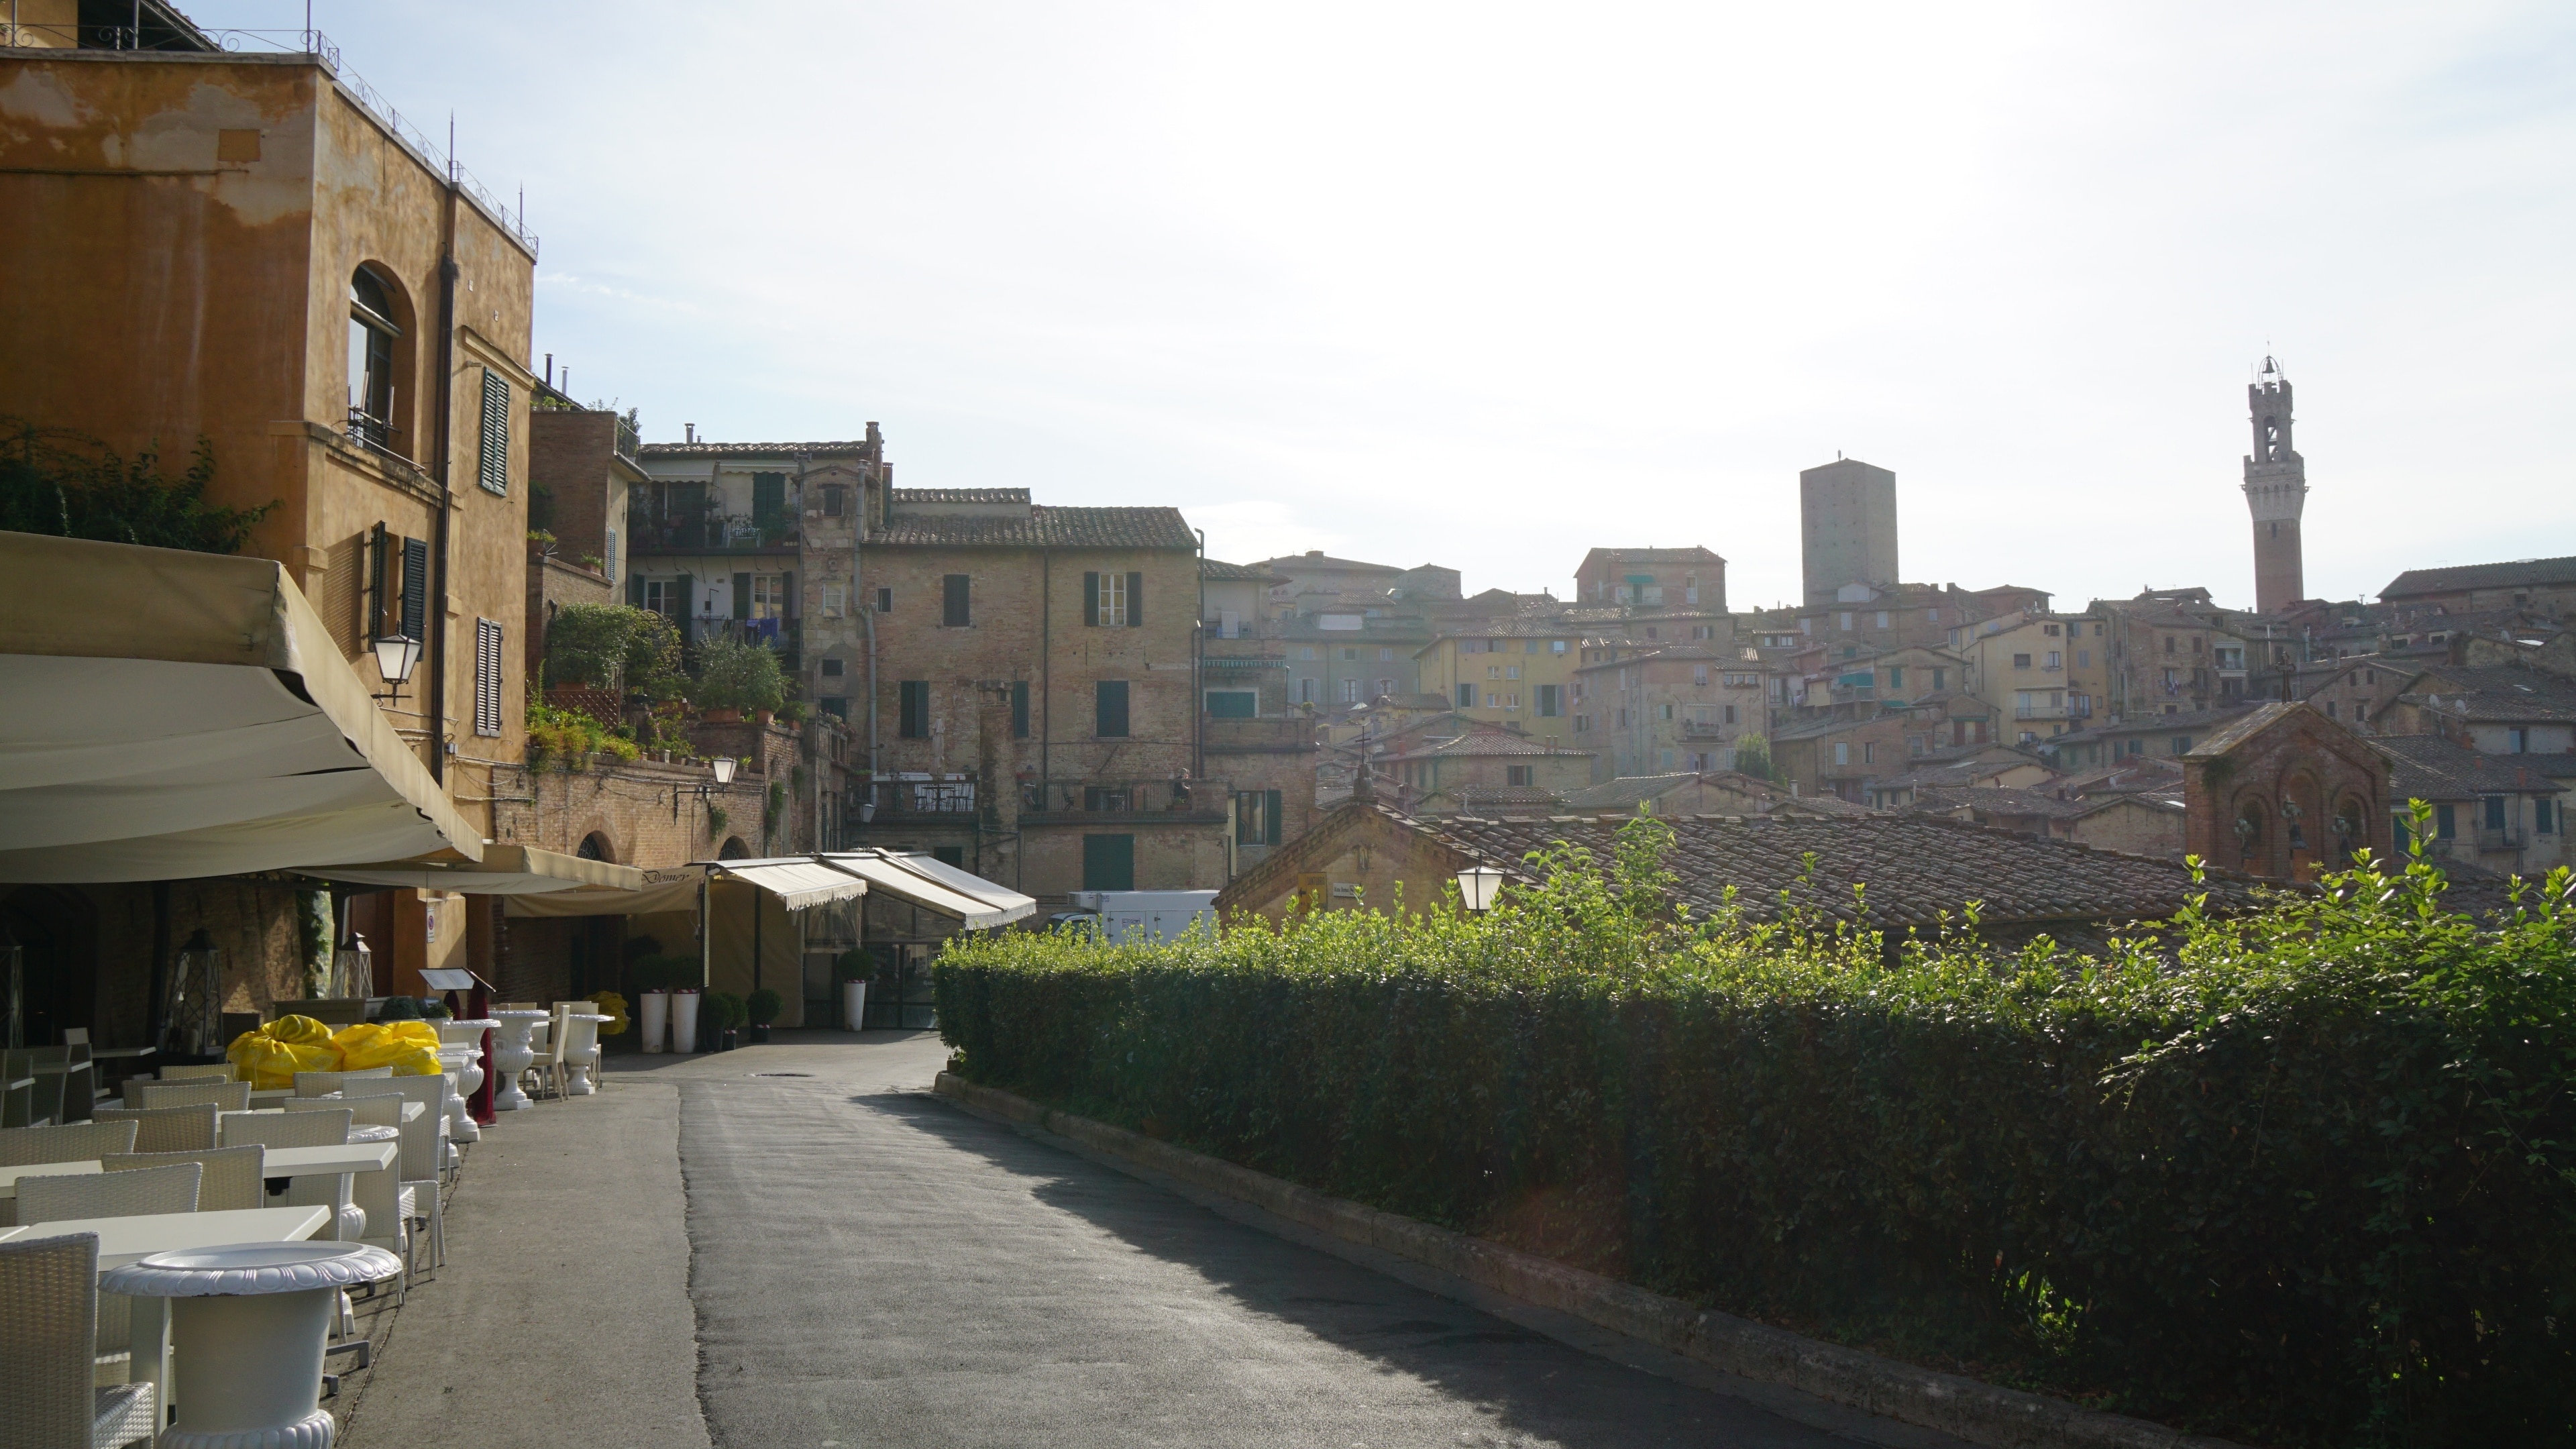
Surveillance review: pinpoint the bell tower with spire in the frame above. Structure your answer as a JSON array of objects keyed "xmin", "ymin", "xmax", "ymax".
[{"xmin": 2243, "ymin": 356, "xmax": 2307, "ymax": 612}]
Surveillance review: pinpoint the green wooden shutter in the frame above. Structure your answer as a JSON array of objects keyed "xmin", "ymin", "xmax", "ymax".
[
  {"xmin": 1127, "ymin": 572, "xmax": 1143, "ymax": 628},
  {"xmin": 733, "ymin": 573, "xmax": 751, "ymax": 619},
  {"xmin": 628, "ymin": 572, "xmax": 645, "ymax": 606},
  {"xmin": 752, "ymin": 473, "xmax": 787, "ymax": 534},
  {"xmin": 1011, "ymin": 680, "xmax": 1030, "ymax": 739},
  {"xmin": 399, "ymin": 537, "xmax": 429, "ymax": 641},
  {"xmin": 477, "ymin": 369, "xmax": 509, "ymax": 496},
  {"xmin": 676, "ymin": 574, "xmax": 694, "ymax": 642},
  {"xmin": 1083, "ymin": 572, "xmax": 1099, "ymax": 627},
  {"xmin": 1265, "ymin": 790, "xmax": 1282, "ymax": 846},
  {"xmin": 780, "ymin": 571, "xmax": 794, "ymax": 619}
]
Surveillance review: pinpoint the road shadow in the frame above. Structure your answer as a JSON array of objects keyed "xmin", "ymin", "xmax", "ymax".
[{"xmin": 846, "ymin": 1091, "xmax": 1843, "ymax": 1448}]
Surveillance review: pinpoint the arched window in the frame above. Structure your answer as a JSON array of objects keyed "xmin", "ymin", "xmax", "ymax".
[
  {"xmin": 577, "ymin": 832, "xmax": 613, "ymax": 863},
  {"xmin": 349, "ymin": 266, "xmax": 405, "ymax": 452},
  {"xmin": 717, "ymin": 837, "xmax": 751, "ymax": 861},
  {"xmin": 2233, "ymin": 799, "xmax": 2266, "ymax": 859}
]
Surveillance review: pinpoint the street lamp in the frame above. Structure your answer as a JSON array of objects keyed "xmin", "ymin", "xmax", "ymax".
[
  {"xmin": 371, "ymin": 634, "xmax": 421, "ymax": 705},
  {"xmin": 711, "ymin": 756, "xmax": 738, "ymax": 786},
  {"xmin": 1454, "ymin": 865, "xmax": 1505, "ymax": 913}
]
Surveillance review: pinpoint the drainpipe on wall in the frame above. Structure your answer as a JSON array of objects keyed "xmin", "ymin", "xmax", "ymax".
[
  {"xmin": 426, "ymin": 179, "xmax": 460, "ymax": 783},
  {"xmin": 853, "ymin": 442, "xmax": 881, "ymax": 820}
]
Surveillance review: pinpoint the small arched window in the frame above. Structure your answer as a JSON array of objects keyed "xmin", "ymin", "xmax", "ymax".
[
  {"xmin": 577, "ymin": 832, "xmax": 612, "ymax": 863},
  {"xmin": 349, "ymin": 267, "xmax": 403, "ymax": 450}
]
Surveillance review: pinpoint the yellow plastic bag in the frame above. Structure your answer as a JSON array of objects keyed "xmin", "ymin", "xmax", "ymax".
[
  {"xmin": 225, "ymin": 1030, "xmax": 341, "ymax": 1090},
  {"xmin": 265, "ymin": 1014, "xmax": 338, "ymax": 1049},
  {"xmin": 330, "ymin": 1021, "xmax": 443, "ymax": 1075}
]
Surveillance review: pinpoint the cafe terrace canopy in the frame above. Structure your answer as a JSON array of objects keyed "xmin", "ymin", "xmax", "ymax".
[
  {"xmin": 822, "ymin": 850, "xmax": 1036, "ymax": 928},
  {"xmin": 0, "ymin": 533, "xmax": 482, "ymax": 883},
  {"xmin": 302, "ymin": 845, "xmax": 643, "ymax": 896}
]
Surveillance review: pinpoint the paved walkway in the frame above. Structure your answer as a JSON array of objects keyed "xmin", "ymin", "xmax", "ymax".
[{"xmin": 350, "ymin": 1032, "xmax": 1962, "ymax": 1448}]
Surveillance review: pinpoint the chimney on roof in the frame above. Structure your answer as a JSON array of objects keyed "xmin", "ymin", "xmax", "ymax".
[{"xmin": 685, "ymin": 423, "xmax": 696, "ymax": 444}]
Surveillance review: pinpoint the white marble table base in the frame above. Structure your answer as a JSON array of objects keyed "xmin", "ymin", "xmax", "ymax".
[{"xmin": 487, "ymin": 1011, "xmax": 549, "ymax": 1112}]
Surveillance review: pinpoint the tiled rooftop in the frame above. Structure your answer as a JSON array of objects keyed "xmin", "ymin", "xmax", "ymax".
[
  {"xmin": 872, "ymin": 505, "xmax": 1198, "ymax": 551},
  {"xmin": 2377, "ymin": 733, "xmax": 2571, "ymax": 800},
  {"xmin": 892, "ymin": 487, "xmax": 1030, "ymax": 505},
  {"xmin": 1417, "ymin": 813, "xmax": 2261, "ymax": 930},
  {"xmin": 2382, "ymin": 555, "xmax": 2576, "ymax": 598},
  {"xmin": 637, "ymin": 440, "xmax": 873, "ymax": 458},
  {"xmin": 2398, "ymin": 664, "xmax": 2576, "ymax": 723},
  {"xmin": 1383, "ymin": 733, "xmax": 1594, "ymax": 762}
]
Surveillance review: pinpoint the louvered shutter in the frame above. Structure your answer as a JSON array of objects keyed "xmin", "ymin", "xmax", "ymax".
[
  {"xmin": 399, "ymin": 537, "xmax": 429, "ymax": 641},
  {"xmin": 1264, "ymin": 790, "xmax": 1282, "ymax": 846},
  {"xmin": 474, "ymin": 618, "xmax": 504, "ymax": 737},
  {"xmin": 1082, "ymin": 572, "xmax": 1099, "ymax": 627},
  {"xmin": 1127, "ymin": 572, "xmax": 1143, "ymax": 628},
  {"xmin": 478, "ymin": 369, "xmax": 509, "ymax": 496}
]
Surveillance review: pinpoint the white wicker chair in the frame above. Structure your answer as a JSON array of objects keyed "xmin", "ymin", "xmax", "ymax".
[
  {"xmin": 292, "ymin": 1067, "xmax": 394, "ymax": 1097},
  {"xmin": 130, "ymin": 1080, "xmax": 251, "ymax": 1112},
  {"xmin": 343, "ymin": 1077, "xmax": 448, "ymax": 1270},
  {"xmin": 156, "ymin": 1063, "xmax": 237, "ymax": 1083},
  {"xmin": 0, "ymin": 1234, "xmax": 158, "ymax": 1449},
  {"xmin": 89, "ymin": 1104, "xmax": 217, "ymax": 1155},
  {"xmin": 0, "ymin": 1120, "xmax": 139, "ymax": 1166},
  {"xmin": 102, "ymin": 1146, "xmax": 264, "ymax": 1212},
  {"xmin": 221, "ymin": 1108, "xmax": 352, "ymax": 1151},
  {"xmin": 294, "ymin": 1093, "xmax": 400, "ymax": 1130},
  {"xmin": 17, "ymin": 1162, "xmax": 204, "ymax": 1384}
]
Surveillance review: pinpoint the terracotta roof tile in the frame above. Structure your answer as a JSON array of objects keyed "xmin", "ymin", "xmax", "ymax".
[
  {"xmin": 1417, "ymin": 813, "xmax": 2262, "ymax": 930},
  {"xmin": 873, "ymin": 504, "xmax": 1197, "ymax": 550},
  {"xmin": 2381, "ymin": 555, "xmax": 2576, "ymax": 598}
]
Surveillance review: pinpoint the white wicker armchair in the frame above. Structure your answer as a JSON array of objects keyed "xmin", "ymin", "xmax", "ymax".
[{"xmin": 0, "ymin": 1234, "xmax": 157, "ymax": 1448}]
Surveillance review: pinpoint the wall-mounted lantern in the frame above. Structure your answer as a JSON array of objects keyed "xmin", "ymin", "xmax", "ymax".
[{"xmin": 1455, "ymin": 865, "xmax": 1505, "ymax": 913}]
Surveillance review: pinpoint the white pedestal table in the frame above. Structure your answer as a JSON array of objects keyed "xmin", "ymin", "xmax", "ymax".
[{"xmin": 103, "ymin": 1239, "xmax": 402, "ymax": 1449}]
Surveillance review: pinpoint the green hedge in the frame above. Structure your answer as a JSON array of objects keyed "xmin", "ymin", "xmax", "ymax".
[{"xmin": 937, "ymin": 820, "xmax": 2576, "ymax": 1446}]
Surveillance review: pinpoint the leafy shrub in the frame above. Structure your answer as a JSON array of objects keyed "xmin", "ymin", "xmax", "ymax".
[
  {"xmin": 545, "ymin": 602, "xmax": 682, "ymax": 700},
  {"xmin": 525, "ymin": 700, "xmax": 641, "ymax": 770},
  {"xmin": 936, "ymin": 818, "xmax": 2576, "ymax": 1446},
  {"xmin": 0, "ymin": 419, "xmax": 275, "ymax": 553},
  {"xmin": 692, "ymin": 635, "xmax": 787, "ymax": 713},
  {"xmin": 701, "ymin": 991, "xmax": 745, "ymax": 1032},
  {"xmin": 745, "ymin": 987, "xmax": 783, "ymax": 1025},
  {"xmin": 835, "ymin": 948, "xmax": 873, "ymax": 983}
]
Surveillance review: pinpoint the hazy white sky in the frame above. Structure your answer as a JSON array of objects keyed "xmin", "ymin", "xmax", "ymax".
[{"xmin": 203, "ymin": 1, "xmax": 2574, "ymax": 609}]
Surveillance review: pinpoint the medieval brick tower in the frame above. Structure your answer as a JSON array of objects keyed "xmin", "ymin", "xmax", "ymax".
[{"xmin": 2243, "ymin": 356, "xmax": 2307, "ymax": 612}]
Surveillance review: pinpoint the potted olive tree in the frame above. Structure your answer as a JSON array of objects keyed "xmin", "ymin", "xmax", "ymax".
[
  {"xmin": 837, "ymin": 949, "xmax": 869, "ymax": 1032},
  {"xmin": 745, "ymin": 987, "xmax": 782, "ymax": 1044}
]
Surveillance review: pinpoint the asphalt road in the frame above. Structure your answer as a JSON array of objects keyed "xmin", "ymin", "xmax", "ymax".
[{"xmin": 676, "ymin": 1032, "xmax": 1941, "ymax": 1449}]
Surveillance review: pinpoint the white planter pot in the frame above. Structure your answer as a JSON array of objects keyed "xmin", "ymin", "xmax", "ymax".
[
  {"xmin": 841, "ymin": 980, "xmax": 868, "ymax": 1032},
  {"xmin": 669, "ymin": 989, "xmax": 702, "ymax": 1054},
  {"xmin": 638, "ymin": 991, "xmax": 670, "ymax": 1053}
]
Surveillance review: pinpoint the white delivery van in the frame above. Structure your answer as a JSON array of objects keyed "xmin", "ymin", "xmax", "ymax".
[{"xmin": 1064, "ymin": 890, "xmax": 1219, "ymax": 945}]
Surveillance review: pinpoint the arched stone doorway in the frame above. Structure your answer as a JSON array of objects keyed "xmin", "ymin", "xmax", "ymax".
[
  {"xmin": 578, "ymin": 831, "xmax": 614, "ymax": 862},
  {"xmin": 717, "ymin": 837, "xmax": 751, "ymax": 861},
  {"xmin": 3, "ymin": 886, "xmax": 97, "ymax": 1048}
]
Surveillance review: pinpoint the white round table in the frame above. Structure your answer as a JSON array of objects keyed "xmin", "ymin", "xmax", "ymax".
[
  {"xmin": 102, "ymin": 1240, "xmax": 402, "ymax": 1449},
  {"xmin": 488, "ymin": 1010, "xmax": 549, "ymax": 1112}
]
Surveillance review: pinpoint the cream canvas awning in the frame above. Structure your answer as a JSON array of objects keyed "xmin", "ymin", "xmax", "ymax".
[
  {"xmin": 703, "ymin": 857, "xmax": 869, "ymax": 912},
  {"xmin": 0, "ymin": 534, "xmax": 482, "ymax": 882},
  {"xmin": 303, "ymin": 845, "xmax": 643, "ymax": 895},
  {"xmin": 503, "ymin": 875, "xmax": 705, "ymax": 918},
  {"xmin": 825, "ymin": 851, "xmax": 1036, "ymax": 929}
]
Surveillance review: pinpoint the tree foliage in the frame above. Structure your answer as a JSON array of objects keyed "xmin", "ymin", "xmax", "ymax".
[
  {"xmin": 0, "ymin": 418, "xmax": 275, "ymax": 554},
  {"xmin": 543, "ymin": 602, "xmax": 683, "ymax": 700},
  {"xmin": 937, "ymin": 817, "xmax": 2576, "ymax": 1446},
  {"xmin": 691, "ymin": 635, "xmax": 788, "ymax": 712}
]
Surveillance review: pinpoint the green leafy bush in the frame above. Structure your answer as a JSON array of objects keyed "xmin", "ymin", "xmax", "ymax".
[
  {"xmin": 525, "ymin": 700, "xmax": 641, "ymax": 771},
  {"xmin": 0, "ymin": 419, "xmax": 275, "ymax": 553},
  {"xmin": 692, "ymin": 636, "xmax": 786, "ymax": 713},
  {"xmin": 702, "ymin": 991, "xmax": 745, "ymax": 1032},
  {"xmin": 936, "ymin": 818, "xmax": 2576, "ymax": 1446},
  {"xmin": 745, "ymin": 987, "xmax": 783, "ymax": 1025},
  {"xmin": 545, "ymin": 602, "xmax": 683, "ymax": 700}
]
